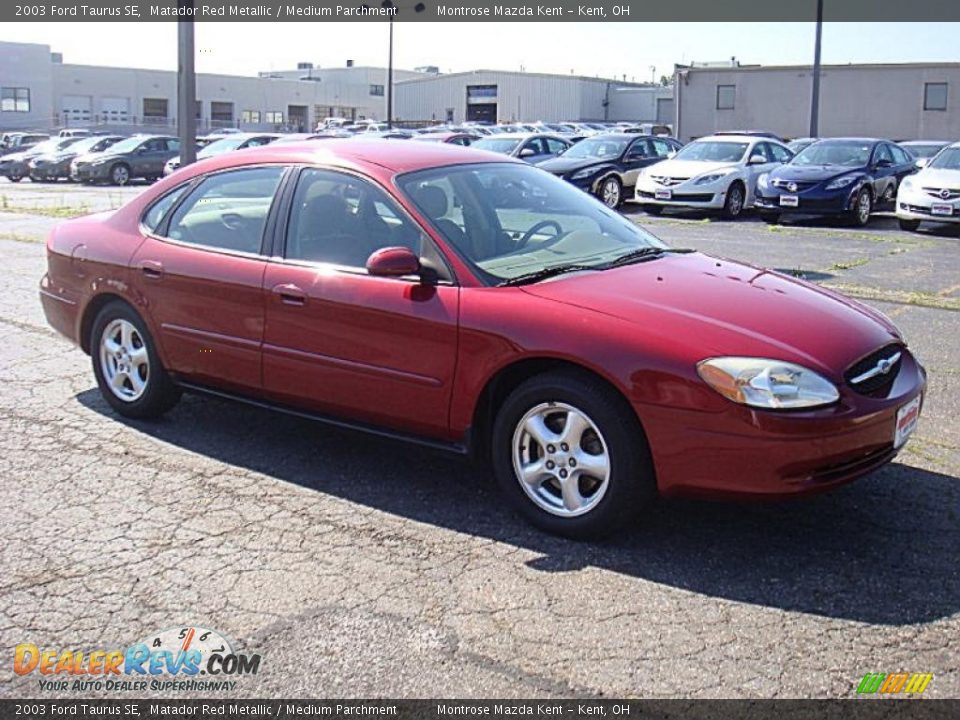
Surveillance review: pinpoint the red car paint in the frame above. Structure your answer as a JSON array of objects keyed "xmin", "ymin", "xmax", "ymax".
[{"xmin": 39, "ymin": 141, "xmax": 925, "ymax": 499}]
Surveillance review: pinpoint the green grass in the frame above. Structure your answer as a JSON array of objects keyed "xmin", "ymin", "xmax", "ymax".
[
  {"xmin": 830, "ymin": 257, "xmax": 871, "ymax": 271},
  {"xmin": 0, "ymin": 231, "xmax": 44, "ymax": 244},
  {"xmin": 822, "ymin": 283, "xmax": 960, "ymax": 312},
  {"xmin": 0, "ymin": 204, "xmax": 94, "ymax": 219}
]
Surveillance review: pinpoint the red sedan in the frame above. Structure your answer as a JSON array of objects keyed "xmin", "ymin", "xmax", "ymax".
[{"xmin": 39, "ymin": 140, "xmax": 925, "ymax": 537}]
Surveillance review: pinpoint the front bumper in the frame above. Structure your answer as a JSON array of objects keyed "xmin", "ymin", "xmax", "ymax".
[
  {"xmin": 641, "ymin": 350, "xmax": 926, "ymax": 499},
  {"xmin": 755, "ymin": 186, "xmax": 857, "ymax": 215},
  {"xmin": 29, "ymin": 159, "xmax": 72, "ymax": 180},
  {"xmin": 896, "ymin": 187, "xmax": 960, "ymax": 223},
  {"xmin": 635, "ymin": 177, "xmax": 728, "ymax": 209},
  {"xmin": 71, "ymin": 162, "xmax": 111, "ymax": 182}
]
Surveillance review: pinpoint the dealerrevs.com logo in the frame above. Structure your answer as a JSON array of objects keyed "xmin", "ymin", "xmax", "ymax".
[{"xmin": 14, "ymin": 626, "xmax": 262, "ymax": 693}]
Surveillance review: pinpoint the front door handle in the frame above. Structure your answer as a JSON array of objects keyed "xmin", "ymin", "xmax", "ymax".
[
  {"xmin": 140, "ymin": 260, "xmax": 164, "ymax": 279},
  {"xmin": 272, "ymin": 283, "xmax": 307, "ymax": 306}
]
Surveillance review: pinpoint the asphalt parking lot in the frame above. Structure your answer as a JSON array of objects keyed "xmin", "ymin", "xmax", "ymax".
[{"xmin": 0, "ymin": 179, "xmax": 957, "ymax": 699}]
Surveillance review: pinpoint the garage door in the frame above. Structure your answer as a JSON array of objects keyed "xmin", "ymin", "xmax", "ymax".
[
  {"xmin": 102, "ymin": 97, "xmax": 130, "ymax": 123},
  {"xmin": 62, "ymin": 95, "xmax": 92, "ymax": 123}
]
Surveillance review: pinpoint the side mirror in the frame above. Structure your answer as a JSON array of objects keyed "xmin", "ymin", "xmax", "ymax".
[
  {"xmin": 915, "ymin": 158, "xmax": 929, "ymax": 169},
  {"xmin": 518, "ymin": 147, "xmax": 536, "ymax": 158},
  {"xmin": 366, "ymin": 246, "xmax": 420, "ymax": 278},
  {"xmin": 748, "ymin": 154, "xmax": 768, "ymax": 165}
]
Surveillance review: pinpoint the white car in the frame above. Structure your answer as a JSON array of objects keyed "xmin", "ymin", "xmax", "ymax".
[
  {"xmin": 896, "ymin": 141, "xmax": 960, "ymax": 231},
  {"xmin": 634, "ymin": 134, "xmax": 793, "ymax": 219}
]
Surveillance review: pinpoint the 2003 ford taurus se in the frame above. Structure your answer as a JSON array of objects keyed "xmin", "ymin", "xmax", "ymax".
[{"xmin": 39, "ymin": 140, "xmax": 925, "ymax": 537}]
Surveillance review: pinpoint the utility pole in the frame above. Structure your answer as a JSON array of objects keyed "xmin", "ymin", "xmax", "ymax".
[
  {"xmin": 809, "ymin": 0, "xmax": 824, "ymax": 137},
  {"xmin": 386, "ymin": 3, "xmax": 394, "ymax": 128},
  {"xmin": 177, "ymin": 0, "xmax": 197, "ymax": 167}
]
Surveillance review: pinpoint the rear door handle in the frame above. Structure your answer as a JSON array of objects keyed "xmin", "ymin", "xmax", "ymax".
[
  {"xmin": 272, "ymin": 283, "xmax": 307, "ymax": 306},
  {"xmin": 140, "ymin": 260, "xmax": 164, "ymax": 279}
]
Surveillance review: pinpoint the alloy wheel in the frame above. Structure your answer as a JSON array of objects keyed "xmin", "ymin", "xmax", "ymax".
[
  {"xmin": 601, "ymin": 179, "xmax": 621, "ymax": 208},
  {"xmin": 99, "ymin": 319, "xmax": 150, "ymax": 402},
  {"xmin": 112, "ymin": 165, "xmax": 130, "ymax": 186},
  {"xmin": 511, "ymin": 402, "xmax": 611, "ymax": 517}
]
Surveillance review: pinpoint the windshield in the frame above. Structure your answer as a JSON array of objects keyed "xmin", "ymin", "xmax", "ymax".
[
  {"xmin": 65, "ymin": 135, "xmax": 113, "ymax": 154},
  {"xmin": 473, "ymin": 138, "xmax": 521, "ymax": 154},
  {"xmin": 28, "ymin": 138, "xmax": 68, "ymax": 154},
  {"xmin": 398, "ymin": 162, "xmax": 667, "ymax": 283},
  {"xmin": 792, "ymin": 141, "xmax": 872, "ymax": 167},
  {"xmin": 787, "ymin": 140, "xmax": 815, "ymax": 154},
  {"xmin": 560, "ymin": 137, "xmax": 629, "ymax": 160},
  {"xmin": 928, "ymin": 147, "xmax": 960, "ymax": 170},
  {"xmin": 906, "ymin": 143, "xmax": 947, "ymax": 159},
  {"xmin": 674, "ymin": 141, "xmax": 748, "ymax": 163},
  {"xmin": 198, "ymin": 136, "xmax": 248, "ymax": 157},
  {"xmin": 103, "ymin": 136, "xmax": 150, "ymax": 154}
]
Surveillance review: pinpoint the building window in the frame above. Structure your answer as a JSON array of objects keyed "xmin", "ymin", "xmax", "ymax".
[
  {"xmin": 1, "ymin": 87, "xmax": 31, "ymax": 113},
  {"xmin": 242, "ymin": 110, "xmax": 262, "ymax": 124},
  {"xmin": 467, "ymin": 85, "xmax": 497, "ymax": 99},
  {"xmin": 716, "ymin": 85, "xmax": 735, "ymax": 110},
  {"xmin": 211, "ymin": 101, "xmax": 234, "ymax": 125},
  {"xmin": 142, "ymin": 98, "xmax": 169, "ymax": 122},
  {"xmin": 195, "ymin": 101, "xmax": 202, "ymax": 119},
  {"xmin": 369, "ymin": 84, "xmax": 385, "ymax": 97},
  {"xmin": 924, "ymin": 82, "xmax": 948, "ymax": 111},
  {"xmin": 265, "ymin": 111, "xmax": 283, "ymax": 124}
]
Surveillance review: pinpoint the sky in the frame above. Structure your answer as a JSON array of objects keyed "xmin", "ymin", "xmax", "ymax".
[{"xmin": 3, "ymin": 22, "xmax": 959, "ymax": 82}]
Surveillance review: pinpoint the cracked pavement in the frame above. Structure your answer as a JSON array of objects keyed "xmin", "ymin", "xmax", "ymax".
[{"xmin": 0, "ymin": 180, "xmax": 957, "ymax": 699}]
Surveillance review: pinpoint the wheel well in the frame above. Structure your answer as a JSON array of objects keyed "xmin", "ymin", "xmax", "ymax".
[
  {"xmin": 469, "ymin": 357, "xmax": 637, "ymax": 463},
  {"xmin": 79, "ymin": 293, "xmax": 129, "ymax": 355}
]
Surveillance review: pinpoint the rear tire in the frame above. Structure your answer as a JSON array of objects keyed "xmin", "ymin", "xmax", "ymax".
[
  {"xmin": 898, "ymin": 218, "xmax": 921, "ymax": 232},
  {"xmin": 491, "ymin": 370, "xmax": 656, "ymax": 539},
  {"xmin": 90, "ymin": 300, "xmax": 181, "ymax": 419},
  {"xmin": 721, "ymin": 181, "xmax": 746, "ymax": 220}
]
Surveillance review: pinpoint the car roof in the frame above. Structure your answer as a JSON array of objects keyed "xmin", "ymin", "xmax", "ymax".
[
  {"xmin": 900, "ymin": 139, "xmax": 952, "ymax": 145},
  {"xmin": 192, "ymin": 138, "xmax": 514, "ymax": 174},
  {"xmin": 814, "ymin": 137, "xmax": 884, "ymax": 144},
  {"xmin": 696, "ymin": 135, "xmax": 767, "ymax": 143}
]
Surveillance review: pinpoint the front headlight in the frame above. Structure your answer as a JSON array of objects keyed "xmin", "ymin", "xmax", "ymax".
[
  {"xmin": 900, "ymin": 177, "xmax": 914, "ymax": 191},
  {"xmin": 697, "ymin": 357, "xmax": 839, "ymax": 410},
  {"xmin": 694, "ymin": 172, "xmax": 729, "ymax": 186},
  {"xmin": 757, "ymin": 173, "xmax": 769, "ymax": 189},
  {"xmin": 825, "ymin": 174, "xmax": 859, "ymax": 190},
  {"xmin": 570, "ymin": 167, "xmax": 598, "ymax": 181}
]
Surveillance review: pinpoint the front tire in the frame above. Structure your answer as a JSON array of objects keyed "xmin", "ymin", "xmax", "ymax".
[
  {"xmin": 849, "ymin": 187, "xmax": 873, "ymax": 227},
  {"xmin": 597, "ymin": 176, "xmax": 623, "ymax": 209},
  {"xmin": 91, "ymin": 301, "xmax": 181, "ymax": 419},
  {"xmin": 110, "ymin": 163, "xmax": 131, "ymax": 186},
  {"xmin": 721, "ymin": 181, "xmax": 746, "ymax": 219},
  {"xmin": 898, "ymin": 218, "xmax": 921, "ymax": 232},
  {"xmin": 491, "ymin": 370, "xmax": 655, "ymax": 539}
]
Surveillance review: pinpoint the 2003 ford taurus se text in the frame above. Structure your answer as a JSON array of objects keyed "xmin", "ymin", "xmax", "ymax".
[{"xmin": 39, "ymin": 141, "xmax": 926, "ymax": 537}]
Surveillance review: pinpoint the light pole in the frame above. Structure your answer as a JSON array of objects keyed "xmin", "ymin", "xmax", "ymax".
[
  {"xmin": 366, "ymin": 1, "xmax": 426, "ymax": 128},
  {"xmin": 176, "ymin": 0, "xmax": 196, "ymax": 167},
  {"xmin": 809, "ymin": 0, "xmax": 824, "ymax": 137}
]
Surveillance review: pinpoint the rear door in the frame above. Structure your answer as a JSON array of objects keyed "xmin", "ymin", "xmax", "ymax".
[{"xmin": 131, "ymin": 165, "xmax": 288, "ymax": 391}]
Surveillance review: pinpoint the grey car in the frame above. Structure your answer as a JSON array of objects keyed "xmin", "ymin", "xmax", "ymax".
[
  {"xmin": 29, "ymin": 134, "xmax": 124, "ymax": 182},
  {"xmin": 471, "ymin": 133, "xmax": 572, "ymax": 163},
  {"xmin": 72, "ymin": 134, "xmax": 180, "ymax": 185},
  {"xmin": 0, "ymin": 136, "xmax": 83, "ymax": 182}
]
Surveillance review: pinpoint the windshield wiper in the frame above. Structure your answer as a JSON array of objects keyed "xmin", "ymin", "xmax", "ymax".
[
  {"xmin": 498, "ymin": 264, "xmax": 598, "ymax": 287},
  {"xmin": 604, "ymin": 246, "xmax": 693, "ymax": 268}
]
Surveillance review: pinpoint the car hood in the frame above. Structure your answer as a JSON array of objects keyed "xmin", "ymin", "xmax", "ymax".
[
  {"xmin": 914, "ymin": 168, "xmax": 960, "ymax": 186},
  {"xmin": 772, "ymin": 164, "xmax": 864, "ymax": 183},
  {"xmin": 0, "ymin": 151, "xmax": 31, "ymax": 163},
  {"xmin": 536, "ymin": 157, "xmax": 608, "ymax": 175},
  {"xmin": 644, "ymin": 159, "xmax": 740, "ymax": 178},
  {"xmin": 522, "ymin": 252, "xmax": 898, "ymax": 377}
]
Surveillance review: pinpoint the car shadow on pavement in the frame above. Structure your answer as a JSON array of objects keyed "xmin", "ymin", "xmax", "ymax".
[{"xmin": 78, "ymin": 389, "xmax": 960, "ymax": 627}]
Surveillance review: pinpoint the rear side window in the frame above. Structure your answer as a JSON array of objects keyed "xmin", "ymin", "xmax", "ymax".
[
  {"xmin": 165, "ymin": 167, "xmax": 284, "ymax": 254},
  {"xmin": 142, "ymin": 185, "xmax": 189, "ymax": 233}
]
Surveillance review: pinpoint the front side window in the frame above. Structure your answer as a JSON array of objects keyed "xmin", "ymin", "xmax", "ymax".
[
  {"xmin": 873, "ymin": 144, "xmax": 894, "ymax": 165},
  {"xmin": 890, "ymin": 145, "xmax": 912, "ymax": 165},
  {"xmin": 716, "ymin": 85, "xmax": 735, "ymax": 110},
  {"xmin": 924, "ymin": 82, "xmax": 948, "ymax": 111},
  {"xmin": 650, "ymin": 139, "xmax": 676, "ymax": 158},
  {"xmin": 285, "ymin": 168, "xmax": 422, "ymax": 268},
  {"xmin": 166, "ymin": 167, "xmax": 284, "ymax": 254},
  {"xmin": 625, "ymin": 139, "xmax": 651, "ymax": 159},
  {"xmin": 399, "ymin": 162, "xmax": 666, "ymax": 284},
  {"xmin": 544, "ymin": 137, "xmax": 568, "ymax": 154},
  {"xmin": 472, "ymin": 137, "xmax": 522, "ymax": 155},
  {"xmin": 769, "ymin": 143, "xmax": 793, "ymax": 163}
]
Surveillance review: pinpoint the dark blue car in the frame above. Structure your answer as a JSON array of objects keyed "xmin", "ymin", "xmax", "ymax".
[{"xmin": 755, "ymin": 138, "xmax": 917, "ymax": 226}]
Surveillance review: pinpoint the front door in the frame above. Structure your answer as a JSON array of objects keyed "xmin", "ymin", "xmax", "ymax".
[
  {"xmin": 131, "ymin": 165, "xmax": 287, "ymax": 391},
  {"xmin": 262, "ymin": 167, "xmax": 459, "ymax": 438}
]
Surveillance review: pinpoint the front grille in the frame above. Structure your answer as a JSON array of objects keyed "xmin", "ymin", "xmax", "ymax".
[
  {"xmin": 650, "ymin": 175, "xmax": 690, "ymax": 187},
  {"xmin": 922, "ymin": 187, "xmax": 960, "ymax": 200},
  {"xmin": 771, "ymin": 179, "xmax": 817, "ymax": 191},
  {"xmin": 844, "ymin": 344, "xmax": 903, "ymax": 396}
]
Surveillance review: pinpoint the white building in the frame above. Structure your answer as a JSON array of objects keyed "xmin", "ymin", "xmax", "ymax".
[
  {"xmin": 394, "ymin": 69, "xmax": 673, "ymax": 124},
  {"xmin": 0, "ymin": 41, "xmax": 416, "ymax": 133},
  {"xmin": 674, "ymin": 61, "xmax": 960, "ymax": 142}
]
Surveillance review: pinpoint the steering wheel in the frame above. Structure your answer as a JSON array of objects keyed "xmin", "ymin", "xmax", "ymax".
[{"xmin": 517, "ymin": 220, "xmax": 563, "ymax": 249}]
